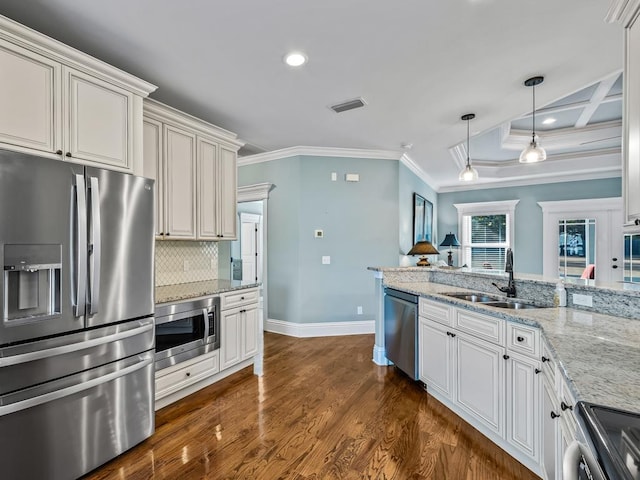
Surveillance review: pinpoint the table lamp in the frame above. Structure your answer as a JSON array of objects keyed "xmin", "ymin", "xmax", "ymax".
[
  {"xmin": 408, "ymin": 240, "xmax": 439, "ymax": 267},
  {"xmin": 439, "ymin": 232, "xmax": 460, "ymax": 266}
]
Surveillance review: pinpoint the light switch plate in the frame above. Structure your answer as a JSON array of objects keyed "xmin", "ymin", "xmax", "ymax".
[
  {"xmin": 322, "ymin": 256, "xmax": 331, "ymax": 265},
  {"xmin": 345, "ymin": 173, "xmax": 360, "ymax": 182},
  {"xmin": 331, "ymin": 172, "xmax": 337, "ymax": 181}
]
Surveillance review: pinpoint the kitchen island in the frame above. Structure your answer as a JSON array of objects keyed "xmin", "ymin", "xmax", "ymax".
[{"xmin": 370, "ymin": 266, "xmax": 640, "ymax": 479}]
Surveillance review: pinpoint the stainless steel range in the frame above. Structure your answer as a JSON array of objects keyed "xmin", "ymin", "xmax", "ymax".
[{"xmin": 0, "ymin": 150, "xmax": 155, "ymax": 480}]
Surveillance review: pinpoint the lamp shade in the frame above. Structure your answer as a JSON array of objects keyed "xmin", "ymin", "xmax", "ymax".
[
  {"xmin": 439, "ymin": 232, "xmax": 460, "ymax": 248},
  {"xmin": 408, "ymin": 241, "xmax": 439, "ymax": 255},
  {"xmin": 408, "ymin": 240, "xmax": 439, "ymax": 267}
]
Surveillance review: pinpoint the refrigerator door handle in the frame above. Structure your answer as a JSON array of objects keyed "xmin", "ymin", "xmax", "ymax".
[
  {"xmin": 88, "ymin": 176, "xmax": 101, "ymax": 315},
  {"xmin": 0, "ymin": 352, "xmax": 153, "ymax": 417},
  {"xmin": 73, "ymin": 174, "xmax": 87, "ymax": 318}
]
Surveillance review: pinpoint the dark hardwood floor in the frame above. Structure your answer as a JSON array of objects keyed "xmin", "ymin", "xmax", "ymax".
[{"xmin": 85, "ymin": 333, "xmax": 540, "ymax": 479}]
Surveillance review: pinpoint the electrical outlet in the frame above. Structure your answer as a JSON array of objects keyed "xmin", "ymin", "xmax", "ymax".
[
  {"xmin": 183, "ymin": 260, "xmax": 190, "ymax": 272},
  {"xmin": 572, "ymin": 294, "xmax": 593, "ymax": 307},
  {"xmin": 314, "ymin": 229, "xmax": 324, "ymax": 238},
  {"xmin": 357, "ymin": 306, "xmax": 363, "ymax": 315},
  {"xmin": 322, "ymin": 256, "xmax": 331, "ymax": 265}
]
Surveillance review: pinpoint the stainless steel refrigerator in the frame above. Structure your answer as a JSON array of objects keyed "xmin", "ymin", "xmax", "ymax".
[{"xmin": 0, "ymin": 150, "xmax": 155, "ymax": 479}]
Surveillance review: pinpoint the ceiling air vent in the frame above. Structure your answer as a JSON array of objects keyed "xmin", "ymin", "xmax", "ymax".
[{"xmin": 330, "ymin": 97, "xmax": 367, "ymax": 113}]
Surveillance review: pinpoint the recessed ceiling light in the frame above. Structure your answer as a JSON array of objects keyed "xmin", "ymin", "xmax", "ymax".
[
  {"xmin": 542, "ymin": 117, "xmax": 557, "ymax": 125},
  {"xmin": 284, "ymin": 52, "xmax": 307, "ymax": 67}
]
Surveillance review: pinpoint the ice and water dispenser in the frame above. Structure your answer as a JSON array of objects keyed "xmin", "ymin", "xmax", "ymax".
[{"xmin": 3, "ymin": 244, "xmax": 61, "ymax": 323}]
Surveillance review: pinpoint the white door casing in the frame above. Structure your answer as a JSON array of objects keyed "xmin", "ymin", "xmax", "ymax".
[{"xmin": 539, "ymin": 198, "xmax": 623, "ymax": 282}]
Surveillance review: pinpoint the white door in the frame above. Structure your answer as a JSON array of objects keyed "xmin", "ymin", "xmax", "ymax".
[
  {"xmin": 197, "ymin": 137, "xmax": 218, "ymax": 239},
  {"xmin": 242, "ymin": 305, "xmax": 260, "ymax": 359},
  {"xmin": 541, "ymin": 377, "xmax": 559, "ymax": 480},
  {"xmin": 220, "ymin": 309, "xmax": 242, "ymax": 369},
  {"xmin": 539, "ymin": 198, "xmax": 623, "ymax": 283},
  {"xmin": 142, "ymin": 118, "xmax": 164, "ymax": 236},
  {"xmin": 218, "ymin": 146, "xmax": 237, "ymax": 239},
  {"xmin": 240, "ymin": 213, "xmax": 262, "ymax": 283}
]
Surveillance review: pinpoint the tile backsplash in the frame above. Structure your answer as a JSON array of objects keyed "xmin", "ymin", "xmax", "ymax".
[{"xmin": 155, "ymin": 241, "xmax": 219, "ymax": 286}]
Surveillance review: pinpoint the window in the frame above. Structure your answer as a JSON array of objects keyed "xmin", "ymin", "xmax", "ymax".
[{"xmin": 454, "ymin": 200, "xmax": 519, "ymax": 269}]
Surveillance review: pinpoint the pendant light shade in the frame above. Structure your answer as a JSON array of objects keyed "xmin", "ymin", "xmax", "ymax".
[
  {"xmin": 459, "ymin": 113, "xmax": 478, "ymax": 181},
  {"xmin": 519, "ymin": 76, "xmax": 546, "ymax": 164}
]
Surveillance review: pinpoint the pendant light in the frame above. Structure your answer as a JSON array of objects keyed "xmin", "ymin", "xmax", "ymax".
[
  {"xmin": 519, "ymin": 76, "xmax": 547, "ymax": 163},
  {"xmin": 459, "ymin": 113, "xmax": 478, "ymax": 181}
]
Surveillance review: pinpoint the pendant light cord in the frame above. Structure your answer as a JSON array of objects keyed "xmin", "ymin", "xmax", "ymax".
[
  {"xmin": 532, "ymin": 84, "xmax": 536, "ymax": 141},
  {"xmin": 466, "ymin": 117, "xmax": 471, "ymax": 167}
]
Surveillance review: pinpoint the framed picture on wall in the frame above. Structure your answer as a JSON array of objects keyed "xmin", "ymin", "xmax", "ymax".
[{"xmin": 413, "ymin": 193, "xmax": 433, "ymax": 244}]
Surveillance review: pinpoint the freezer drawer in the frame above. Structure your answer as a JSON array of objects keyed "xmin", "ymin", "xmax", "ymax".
[
  {"xmin": 0, "ymin": 317, "xmax": 154, "ymax": 395},
  {"xmin": 0, "ymin": 351, "xmax": 154, "ymax": 480}
]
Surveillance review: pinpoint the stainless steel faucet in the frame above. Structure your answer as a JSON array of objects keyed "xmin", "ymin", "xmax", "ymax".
[{"xmin": 492, "ymin": 248, "xmax": 516, "ymax": 297}]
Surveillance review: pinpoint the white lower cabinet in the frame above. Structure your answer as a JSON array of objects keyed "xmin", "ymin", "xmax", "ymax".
[
  {"xmin": 418, "ymin": 318, "xmax": 453, "ymax": 400},
  {"xmin": 418, "ymin": 299, "xmax": 542, "ymax": 475},
  {"xmin": 506, "ymin": 352, "xmax": 540, "ymax": 461},
  {"xmin": 155, "ymin": 350, "xmax": 219, "ymax": 401},
  {"xmin": 220, "ymin": 289, "xmax": 260, "ymax": 371},
  {"xmin": 455, "ymin": 331, "xmax": 505, "ymax": 436}
]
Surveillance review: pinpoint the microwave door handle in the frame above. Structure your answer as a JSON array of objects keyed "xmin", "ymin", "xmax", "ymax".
[
  {"xmin": 88, "ymin": 176, "xmax": 101, "ymax": 315},
  {"xmin": 202, "ymin": 308, "xmax": 210, "ymax": 340},
  {"xmin": 73, "ymin": 174, "xmax": 87, "ymax": 318}
]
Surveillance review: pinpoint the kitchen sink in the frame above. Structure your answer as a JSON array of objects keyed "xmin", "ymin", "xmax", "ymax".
[
  {"xmin": 444, "ymin": 292, "xmax": 500, "ymax": 303},
  {"xmin": 444, "ymin": 292, "xmax": 545, "ymax": 309}
]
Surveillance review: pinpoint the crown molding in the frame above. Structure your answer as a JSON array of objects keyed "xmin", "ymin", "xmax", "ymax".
[
  {"xmin": 605, "ymin": 0, "xmax": 640, "ymax": 26},
  {"xmin": 237, "ymin": 146, "xmax": 437, "ymax": 190},
  {"xmin": 237, "ymin": 183, "xmax": 274, "ymax": 202},
  {"xmin": 398, "ymin": 153, "xmax": 439, "ymax": 189},
  {"xmin": 0, "ymin": 14, "xmax": 157, "ymax": 97},
  {"xmin": 237, "ymin": 145, "xmax": 404, "ymax": 166},
  {"xmin": 144, "ymin": 98, "xmax": 244, "ymax": 149},
  {"xmin": 438, "ymin": 169, "xmax": 621, "ymax": 193},
  {"xmin": 538, "ymin": 197, "xmax": 622, "ymax": 213}
]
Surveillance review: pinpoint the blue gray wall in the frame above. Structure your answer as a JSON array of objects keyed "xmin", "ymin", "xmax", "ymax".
[
  {"xmin": 399, "ymin": 164, "xmax": 438, "ymax": 264},
  {"xmin": 437, "ymin": 177, "xmax": 622, "ymax": 274},
  {"xmin": 239, "ymin": 155, "xmax": 433, "ymax": 324}
]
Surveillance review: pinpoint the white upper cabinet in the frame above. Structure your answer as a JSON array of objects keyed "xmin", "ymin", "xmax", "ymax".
[
  {"xmin": 64, "ymin": 68, "xmax": 134, "ymax": 169},
  {"xmin": 164, "ymin": 125, "xmax": 197, "ymax": 239},
  {"xmin": 607, "ymin": 1, "xmax": 640, "ymax": 229},
  {"xmin": 0, "ymin": 39, "xmax": 60, "ymax": 153},
  {"xmin": 144, "ymin": 99, "xmax": 243, "ymax": 241},
  {"xmin": 0, "ymin": 15, "xmax": 156, "ymax": 173}
]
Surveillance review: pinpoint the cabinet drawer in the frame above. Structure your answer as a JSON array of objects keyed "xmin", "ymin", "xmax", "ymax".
[
  {"xmin": 419, "ymin": 298, "xmax": 453, "ymax": 326},
  {"xmin": 541, "ymin": 339, "xmax": 557, "ymax": 386},
  {"xmin": 156, "ymin": 351, "xmax": 219, "ymax": 398},
  {"xmin": 220, "ymin": 288, "xmax": 259, "ymax": 310},
  {"xmin": 454, "ymin": 308, "xmax": 505, "ymax": 345},
  {"xmin": 506, "ymin": 323, "xmax": 540, "ymax": 358}
]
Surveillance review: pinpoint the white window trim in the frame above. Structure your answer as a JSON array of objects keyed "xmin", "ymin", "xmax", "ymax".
[{"xmin": 453, "ymin": 200, "xmax": 520, "ymax": 268}]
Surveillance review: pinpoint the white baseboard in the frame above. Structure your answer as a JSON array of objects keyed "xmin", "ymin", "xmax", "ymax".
[
  {"xmin": 265, "ymin": 318, "xmax": 374, "ymax": 338},
  {"xmin": 372, "ymin": 345, "xmax": 392, "ymax": 366}
]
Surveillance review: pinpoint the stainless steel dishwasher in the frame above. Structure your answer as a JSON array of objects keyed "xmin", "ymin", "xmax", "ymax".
[{"xmin": 384, "ymin": 288, "xmax": 419, "ymax": 380}]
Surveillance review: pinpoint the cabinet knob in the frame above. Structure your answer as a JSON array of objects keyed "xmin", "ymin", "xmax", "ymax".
[
  {"xmin": 240, "ymin": 296, "xmax": 245, "ymax": 300},
  {"xmin": 535, "ymin": 368, "xmax": 541, "ymax": 374},
  {"xmin": 517, "ymin": 336, "xmax": 524, "ymax": 342},
  {"xmin": 635, "ymin": 218, "xmax": 640, "ymax": 226},
  {"xmin": 561, "ymin": 401, "xmax": 573, "ymax": 411},
  {"xmin": 550, "ymin": 411, "xmax": 560, "ymax": 419},
  {"xmin": 612, "ymin": 258, "xmax": 618, "ymax": 262},
  {"xmin": 55, "ymin": 150, "xmax": 63, "ymax": 155},
  {"xmin": 186, "ymin": 372, "xmax": 191, "ymax": 377},
  {"xmin": 613, "ymin": 265, "xmax": 619, "ymax": 269},
  {"xmin": 166, "ymin": 233, "xmax": 170, "ymax": 236},
  {"xmin": 503, "ymin": 354, "xmax": 510, "ymax": 360},
  {"xmin": 541, "ymin": 356, "xmax": 550, "ymax": 363},
  {"xmin": 65, "ymin": 152, "xmax": 72, "ymax": 157}
]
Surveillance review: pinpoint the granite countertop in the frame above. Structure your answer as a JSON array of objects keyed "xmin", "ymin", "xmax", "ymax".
[
  {"xmin": 384, "ymin": 280, "xmax": 640, "ymax": 413},
  {"xmin": 155, "ymin": 279, "xmax": 260, "ymax": 305}
]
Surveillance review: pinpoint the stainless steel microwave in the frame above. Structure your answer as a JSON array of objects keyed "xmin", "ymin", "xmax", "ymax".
[{"xmin": 154, "ymin": 296, "xmax": 220, "ymax": 371}]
